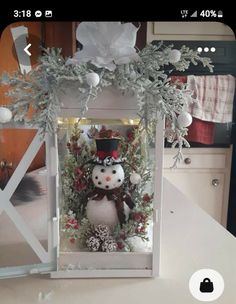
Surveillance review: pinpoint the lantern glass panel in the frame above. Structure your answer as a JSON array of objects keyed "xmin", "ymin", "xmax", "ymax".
[{"xmin": 57, "ymin": 118, "xmax": 158, "ymax": 272}]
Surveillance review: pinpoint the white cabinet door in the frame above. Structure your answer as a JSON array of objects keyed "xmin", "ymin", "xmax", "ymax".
[{"xmin": 164, "ymin": 171, "xmax": 224, "ymax": 223}]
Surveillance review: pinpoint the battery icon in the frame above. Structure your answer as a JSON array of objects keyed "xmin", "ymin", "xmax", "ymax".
[{"xmin": 218, "ymin": 10, "xmax": 223, "ymax": 17}]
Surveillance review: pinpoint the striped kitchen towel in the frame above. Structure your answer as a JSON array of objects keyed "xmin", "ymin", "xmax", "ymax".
[
  {"xmin": 170, "ymin": 75, "xmax": 215, "ymax": 144},
  {"xmin": 187, "ymin": 75, "xmax": 235, "ymax": 123}
]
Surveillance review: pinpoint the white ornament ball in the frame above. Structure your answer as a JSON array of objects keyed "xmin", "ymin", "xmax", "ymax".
[
  {"xmin": 177, "ymin": 112, "xmax": 193, "ymax": 128},
  {"xmin": 86, "ymin": 72, "xmax": 100, "ymax": 87},
  {"xmin": 169, "ymin": 49, "xmax": 181, "ymax": 63},
  {"xmin": 0, "ymin": 107, "xmax": 12, "ymax": 123},
  {"xmin": 129, "ymin": 71, "xmax": 136, "ymax": 80},
  {"xmin": 130, "ymin": 172, "xmax": 141, "ymax": 185}
]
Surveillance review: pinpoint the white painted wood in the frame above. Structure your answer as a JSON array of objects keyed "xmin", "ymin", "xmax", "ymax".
[
  {"xmin": 59, "ymin": 86, "xmax": 139, "ymax": 119},
  {"xmin": 0, "ymin": 131, "xmax": 50, "ymax": 263},
  {"xmin": 0, "ymin": 263, "xmax": 55, "ymax": 279},
  {"xmin": 163, "ymin": 147, "xmax": 232, "ymax": 226},
  {"xmin": 147, "ymin": 22, "xmax": 235, "ymax": 42},
  {"xmin": 164, "ymin": 151, "xmax": 226, "ymax": 169},
  {"xmin": 154, "ymin": 22, "xmax": 234, "ymax": 36},
  {"xmin": 59, "ymin": 108, "xmax": 138, "ymax": 119},
  {"xmin": 59, "ymin": 252, "xmax": 152, "ymax": 270},
  {"xmin": 55, "ymin": 86, "xmax": 162, "ymax": 277},
  {"xmin": 0, "ymin": 130, "xmax": 57, "ymax": 277},
  {"xmin": 3, "ymin": 130, "xmax": 43, "ymax": 200},
  {"xmin": 52, "ymin": 217, "xmax": 59, "ymax": 248},
  {"xmin": 45, "ymin": 134, "xmax": 58, "ymax": 264},
  {"xmin": 221, "ymin": 147, "xmax": 232, "ymax": 227},
  {"xmin": 51, "ymin": 269, "xmax": 152, "ymax": 278},
  {"xmin": 164, "ymin": 171, "xmax": 225, "ymax": 223},
  {"xmin": 152, "ymin": 117, "xmax": 164, "ymax": 276},
  {"xmin": 2, "ymin": 199, "xmax": 50, "ymax": 263},
  {"xmin": 47, "ymin": 133, "xmax": 60, "ymax": 259}
]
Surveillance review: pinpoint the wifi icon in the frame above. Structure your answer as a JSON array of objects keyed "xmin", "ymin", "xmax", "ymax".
[{"xmin": 191, "ymin": 11, "xmax": 198, "ymax": 17}]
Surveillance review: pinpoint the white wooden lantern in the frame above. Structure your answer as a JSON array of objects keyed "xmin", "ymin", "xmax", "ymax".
[
  {"xmin": 0, "ymin": 86, "xmax": 163, "ymax": 279},
  {"xmin": 50, "ymin": 85, "xmax": 164, "ymax": 278}
]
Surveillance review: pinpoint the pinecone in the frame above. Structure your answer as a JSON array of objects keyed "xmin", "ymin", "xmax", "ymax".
[
  {"xmin": 94, "ymin": 224, "xmax": 110, "ymax": 241},
  {"xmin": 78, "ymin": 219, "xmax": 94, "ymax": 248},
  {"xmin": 101, "ymin": 237, "xmax": 118, "ymax": 252},
  {"xmin": 86, "ymin": 236, "xmax": 100, "ymax": 252}
]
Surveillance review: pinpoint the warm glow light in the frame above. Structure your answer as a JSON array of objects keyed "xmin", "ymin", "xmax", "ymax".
[
  {"xmin": 57, "ymin": 118, "xmax": 64, "ymax": 125},
  {"xmin": 57, "ymin": 117, "xmax": 140, "ymax": 126}
]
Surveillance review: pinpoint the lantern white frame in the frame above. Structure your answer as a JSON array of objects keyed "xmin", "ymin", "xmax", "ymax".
[
  {"xmin": 0, "ymin": 127, "xmax": 57, "ymax": 278},
  {"xmin": 50, "ymin": 86, "xmax": 164, "ymax": 278},
  {"xmin": 0, "ymin": 87, "xmax": 163, "ymax": 279}
]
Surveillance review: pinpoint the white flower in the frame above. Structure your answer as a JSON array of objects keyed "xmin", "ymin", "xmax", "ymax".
[{"xmin": 70, "ymin": 22, "xmax": 140, "ymax": 71}]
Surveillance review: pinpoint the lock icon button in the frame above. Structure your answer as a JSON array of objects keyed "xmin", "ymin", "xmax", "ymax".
[{"xmin": 200, "ymin": 278, "xmax": 214, "ymax": 293}]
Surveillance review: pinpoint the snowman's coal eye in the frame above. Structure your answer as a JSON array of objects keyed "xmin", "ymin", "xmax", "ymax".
[
  {"xmin": 98, "ymin": 181, "xmax": 102, "ymax": 185},
  {"xmin": 118, "ymin": 179, "xmax": 121, "ymax": 182},
  {"xmin": 95, "ymin": 176, "xmax": 98, "ymax": 179},
  {"xmin": 112, "ymin": 170, "xmax": 117, "ymax": 174},
  {"xmin": 101, "ymin": 168, "xmax": 105, "ymax": 173}
]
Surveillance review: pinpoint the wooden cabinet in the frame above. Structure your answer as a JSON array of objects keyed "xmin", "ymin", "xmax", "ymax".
[
  {"xmin": 0, "ymin": 22, "xmax": 45, "ymax": 177},
  {"xmin": 147, "ymin": 21, "xmax": 235, "ymax": 42},
  {"xmin": 163, "ymin": 147, "xmax": 232, "ymax": 227}
]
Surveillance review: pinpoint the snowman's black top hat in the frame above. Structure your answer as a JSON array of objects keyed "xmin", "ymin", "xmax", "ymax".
[
  {"xmin": 96, "ymin": 138, "xmax": 119, "ymax": 159},
  {"xmin": 93, "ymin": 137, "xmax": 123, "ymax": 166}
]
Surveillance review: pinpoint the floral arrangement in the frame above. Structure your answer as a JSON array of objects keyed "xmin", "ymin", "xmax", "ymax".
[
  {"xmin": 61, "ymin": 210, "xmax": 80, "ymax": 244},
  {"xmin": 94, "ymin": 126, "xmax": 120, "ymax": 139},
  {"xmin": 0, "ymin": 22, "xmax": 213, "ymax": 166},
  {"xmin": 60, "ymin": 123, "xmax": 154, "ymax": 252}
]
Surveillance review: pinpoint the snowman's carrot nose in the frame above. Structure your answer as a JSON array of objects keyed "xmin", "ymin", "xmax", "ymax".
[{"xmin": 106, "ymin": 176, "xmax": 111, "ymax": 181}]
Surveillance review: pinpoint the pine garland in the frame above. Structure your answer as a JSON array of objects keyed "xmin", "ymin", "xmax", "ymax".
[{"xmin": 1, "ymin": 43, "xmax": 213, "ymax": 164}]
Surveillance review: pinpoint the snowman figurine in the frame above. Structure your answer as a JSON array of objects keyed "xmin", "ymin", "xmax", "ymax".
[{"xmin": 86, "ymin": 136, "xmax": 138, "ymax": 229}]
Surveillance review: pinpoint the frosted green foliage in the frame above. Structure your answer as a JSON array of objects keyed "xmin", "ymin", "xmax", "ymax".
[{"xmin": 1, "ymin": 43, "xmax": 213, "ymax": 166}]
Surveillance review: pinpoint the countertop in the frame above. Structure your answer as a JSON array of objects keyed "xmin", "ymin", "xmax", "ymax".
[{"xmin": 0, "ymin": 178, "xmax": 236, "ymax": 304}]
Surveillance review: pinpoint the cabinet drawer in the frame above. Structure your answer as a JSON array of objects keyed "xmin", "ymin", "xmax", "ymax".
[{"xmin": 164, "ymin": 153, "xmax": 226, "ymax": 169}]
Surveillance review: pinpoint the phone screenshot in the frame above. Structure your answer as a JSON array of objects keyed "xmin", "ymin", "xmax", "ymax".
[{"xmin": 0, "ymin": 7, "xmax": 235, "ymax": 304}]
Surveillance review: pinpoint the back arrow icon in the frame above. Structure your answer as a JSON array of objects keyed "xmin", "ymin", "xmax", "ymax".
[{"xmin": 24, "ymin": 43, "xmax": 32, "ymax": 56}]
